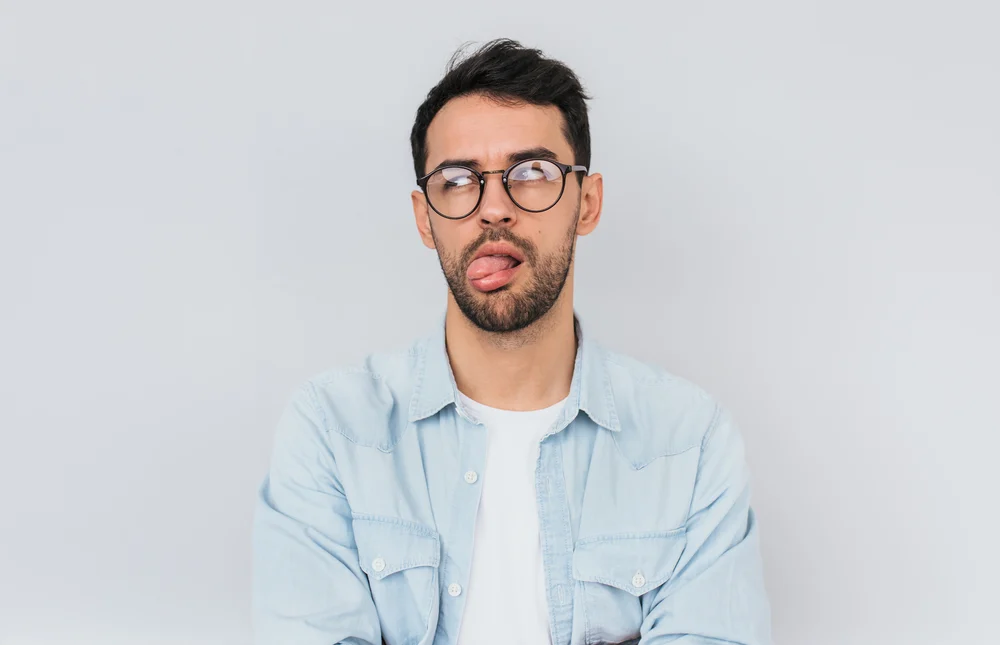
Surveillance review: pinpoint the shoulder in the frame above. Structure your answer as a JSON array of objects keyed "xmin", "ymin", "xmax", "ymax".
[
  {"xmin": 599, "ymin": 344, "xmax": 731, "ymax": 466},
  {"xmin": 296, "ymin": 336, "xmax": 426, "ymax": 451}
]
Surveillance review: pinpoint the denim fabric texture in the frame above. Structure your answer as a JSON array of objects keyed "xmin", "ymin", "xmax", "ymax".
[{"xmin": 253, "ymin": 312, "xmax": 772, "ymax": 645}]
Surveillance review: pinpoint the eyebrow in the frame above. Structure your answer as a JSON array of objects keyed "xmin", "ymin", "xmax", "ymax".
[{"xmin": 431, "ymin": 146, "xmax": 561, "ymax": 172}]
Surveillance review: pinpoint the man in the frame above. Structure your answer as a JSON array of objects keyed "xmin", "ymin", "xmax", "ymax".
[{"xmin": 253, "ymin": 39, "xmax": 772, "ymax": 645}]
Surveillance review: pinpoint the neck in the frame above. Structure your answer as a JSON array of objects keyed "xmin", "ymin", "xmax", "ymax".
[{"xmin": 444, "ymin": 296, "xmax": 577, "ymax": 412}]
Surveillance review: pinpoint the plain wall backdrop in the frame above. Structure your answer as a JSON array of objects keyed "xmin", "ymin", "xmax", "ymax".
[{"xmin": 1, "ymin": 1, "xmax": 998, "ymax": 644}]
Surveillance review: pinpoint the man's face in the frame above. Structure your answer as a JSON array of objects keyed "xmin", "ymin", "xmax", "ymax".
[{"xmin": 412, "ymin": 94, "xmax": 601, "ymax": 334}]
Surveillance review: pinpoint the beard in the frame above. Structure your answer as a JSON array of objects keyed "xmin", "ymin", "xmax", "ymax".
[{"xmin": 431, "ymin": 208, "xmax": 578, "ymax": 334}]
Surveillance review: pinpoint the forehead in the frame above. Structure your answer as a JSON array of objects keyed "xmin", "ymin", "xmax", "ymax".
[{"xmin": 424, "ymin": 94, "xmax": 573, "ymax": 169}]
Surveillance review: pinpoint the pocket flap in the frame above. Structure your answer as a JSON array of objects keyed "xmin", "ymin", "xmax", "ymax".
[
  {"xmin": 572, "ymin": 529, "xmax": 687, "ymax": 596},
  {"xmin": 352, "ymin": 514, "xmax": 441, "ymax": 581}
]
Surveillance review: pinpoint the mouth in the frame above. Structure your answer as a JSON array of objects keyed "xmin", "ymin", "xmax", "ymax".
[{"xmin": 466, "ymin": 254, "xmax": 523, "ymax": 292}]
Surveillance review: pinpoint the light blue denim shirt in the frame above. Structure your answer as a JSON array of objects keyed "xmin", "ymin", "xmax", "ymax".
[{"xmin": 253, "ymin": 313, "xmax": 772, "ymax": 645}]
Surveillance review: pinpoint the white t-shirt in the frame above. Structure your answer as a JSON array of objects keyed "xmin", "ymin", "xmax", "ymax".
[{"xmin": 455, "ymin": 390, "xmax": 569, "ymax": 645}]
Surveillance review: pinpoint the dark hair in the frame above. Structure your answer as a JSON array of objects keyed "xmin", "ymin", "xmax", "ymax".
[{"xmin": 410, "ymin": 39, "xmax": 592, "ymax": 182}]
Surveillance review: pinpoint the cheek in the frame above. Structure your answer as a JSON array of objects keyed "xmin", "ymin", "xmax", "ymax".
[
  {"xmin": 435, "ymin": 229, "xmax": 476, "ymax": 262},
  {"xmin": 539, "ymin": 207, "xmax": 578, "ymax": 245}
]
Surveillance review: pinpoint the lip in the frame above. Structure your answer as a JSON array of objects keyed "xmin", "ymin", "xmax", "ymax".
[{"xmin": 472, "ymin": 242, "xmax": 525, "ymax": 264}]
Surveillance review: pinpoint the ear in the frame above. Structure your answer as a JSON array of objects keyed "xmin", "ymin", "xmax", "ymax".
[
  {"xmin": 412, "ymin": 189, "xmax": 436, "ymax": 250},
  {"xmin": 575, "ymin": 172, "xmax": 603, "ymax": 236}
]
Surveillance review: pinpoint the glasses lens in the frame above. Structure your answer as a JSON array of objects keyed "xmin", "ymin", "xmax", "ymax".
[
  {"xmin": 425, "ymin": 167, "xmax": 480, "ymax": 218},
  {"xmin": 506, "ymin": 160, "xmax": 564, "ymax": 211}
]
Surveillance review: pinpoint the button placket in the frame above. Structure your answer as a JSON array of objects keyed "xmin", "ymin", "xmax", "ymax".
[
  {"xmin": 440, "ymin": 410, "xmax": 484, "ymax": 626},
  {"xmin": 536, "ymin": 438, "xmax": 574, "ymax": 642}
]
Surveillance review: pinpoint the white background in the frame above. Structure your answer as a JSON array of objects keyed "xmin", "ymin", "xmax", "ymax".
[{"xmin": 2, "ymin": 1, "xmax": 998, "ymax": 644}]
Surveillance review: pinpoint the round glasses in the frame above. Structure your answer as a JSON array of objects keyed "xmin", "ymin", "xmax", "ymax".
[{"xmin": 416, "ymin": 158, "xmax": 588, "ymax": 220}]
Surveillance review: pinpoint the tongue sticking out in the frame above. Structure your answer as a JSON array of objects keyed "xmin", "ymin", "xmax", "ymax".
[{"xmin": 467, "ymin": 255, "xmax": 520, "ymax": 280}]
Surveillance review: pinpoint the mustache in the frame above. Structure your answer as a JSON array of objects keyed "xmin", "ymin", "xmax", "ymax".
[{"xmin": 462, "ymin": 229, "xmax": 537, "ymax": 266}]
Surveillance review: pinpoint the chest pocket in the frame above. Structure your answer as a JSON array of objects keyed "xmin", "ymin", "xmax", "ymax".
[
  {"xmin": 353, "ymin": 514, "xmax": 441, "ymax": 645},
  {"xmin": 572, "ymin": 530, "xmax": 687, "ymax": 645}
]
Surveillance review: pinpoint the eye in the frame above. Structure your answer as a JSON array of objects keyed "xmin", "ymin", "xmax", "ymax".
[
  {"xmin": 509, "ymin": 160, "xmax": 560, "ymax": 182},
  {"xmin": 437, "ymin": 168, "xmax": 477, "ymax": 190},
  {"xmin": 514, "ymin": 167, "xmax": 545, "ymax": 180}
]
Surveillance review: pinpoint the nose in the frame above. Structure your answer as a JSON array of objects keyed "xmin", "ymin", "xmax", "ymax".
[{"xmin": 476, "ymin": 172, "xmax": 518, "ymax": 228}]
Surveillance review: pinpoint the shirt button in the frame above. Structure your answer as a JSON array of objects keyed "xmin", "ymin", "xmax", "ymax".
[
  {"xmin": 631, "ymin": 571, "xmax": 646, "ymax": 588},
  {"xmin": 447, "ymin": 583, "xmax": 463, "ymax": 597},
  {"xmin": 372, "ymin": 557, "xmax": 386, "ymax": 573},
  {"xmin": 464, "ymin": 470, "xmax": 479, "ymax": 484}
]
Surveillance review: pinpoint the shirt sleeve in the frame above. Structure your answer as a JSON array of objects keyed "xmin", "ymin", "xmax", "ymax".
[
  {"xmin": 638, "ymin": 406, "xmax": 773, "ymax": 644},
  {"xmin": 252, "ymin": 381, "xmax": 381, "ymax": 645}
]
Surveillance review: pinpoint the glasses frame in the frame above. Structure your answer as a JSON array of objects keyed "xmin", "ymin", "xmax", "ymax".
[{"xmin": 416, "ymin": 158, "xmax": 588, "ymax": 220}]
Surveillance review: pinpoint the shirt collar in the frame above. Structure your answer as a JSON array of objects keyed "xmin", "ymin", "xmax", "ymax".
[{"xmin": 407, "ymin": 310, "xmax": 621, "ymax": 432}]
